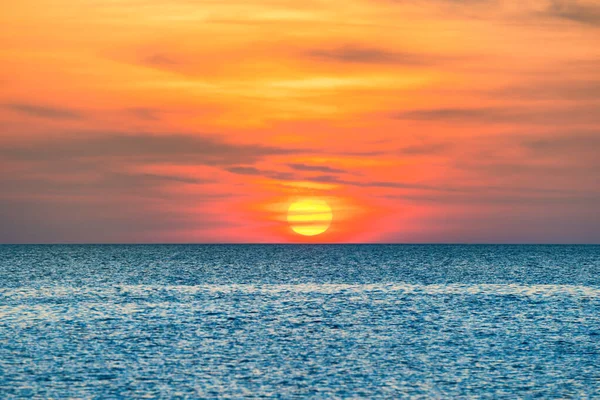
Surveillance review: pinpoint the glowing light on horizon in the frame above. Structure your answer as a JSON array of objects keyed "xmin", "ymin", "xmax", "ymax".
[{"xmin": 287, "ymin": 198, "xmax": 333, "ymax": 237}]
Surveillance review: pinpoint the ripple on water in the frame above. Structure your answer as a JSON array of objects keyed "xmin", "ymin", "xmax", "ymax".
[{"xmin": 1, "ymin": 282, "xmax": 600, "ymax": 398}]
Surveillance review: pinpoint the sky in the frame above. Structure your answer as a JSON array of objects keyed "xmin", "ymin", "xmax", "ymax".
[{"xmin": 0, "ymin": 0, "xmax": 599, "ymax": 243}]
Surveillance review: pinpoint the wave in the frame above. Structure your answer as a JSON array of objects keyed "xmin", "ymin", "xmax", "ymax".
[{"xmin": 3, "ymin": 283, "xmax": 600, "ymax": 300}]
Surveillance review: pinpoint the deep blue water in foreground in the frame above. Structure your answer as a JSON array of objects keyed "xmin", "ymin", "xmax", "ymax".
[{"xmin": 1, "ymin": 245, "xmax": 599, "ymax": 398}]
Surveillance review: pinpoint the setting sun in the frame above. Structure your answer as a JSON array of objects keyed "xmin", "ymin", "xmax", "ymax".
[{"xmin": 287, "ymin": 199, "xmax": 333, "ymax": 237}]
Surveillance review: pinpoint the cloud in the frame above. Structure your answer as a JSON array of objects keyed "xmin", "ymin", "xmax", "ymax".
[
  {"xmin": 225, "ymin": 166, "xmax": 263, "ymax": 175},
  {"xmin": 547, "ymin": 0, "xmax": 600, "ymax": 26},
  {"xmin": 0, "ymin": 197, "xmax": 234, "ymax": 243},
  {"xmin": 0, "ymin": 171, "xmax": 213, "ymax": 201},
  {"xmin": 309, "ymin": 172, "xmax": 581, "ymax": 197},
  {"xmin": 113, "ymin": 172, "xmax": 210, "ymax": 186},
  {"xmin": 384, "ymin": 0, "xmax": 600, "ymax": 27},
  {"xmin": 391, "ymin": 106, "xmax": 600, "ymax": 124},
  {"xmin": 309, "ymin": 175, "xmax": 345, "ymax": 184},
  {"xmin": 392, "ymin": 192, "xmax": 600, "ymax": 207},
  {"xmin": 521, "ymin": 133, "xmax": 600, "ymax": 154},
  {"xmin": 379, "ymin": 207, "xmax": 600, "ymax": 244},
  {"xmin": 287, "ymin": 163, "xmax": 346, "ymax": 173},
  {"xmin": 1, "ymin": 132, "xmax": 300, "ymax": 166},
  {"xmin": 344, "ymin": 150, "xmax": 388, "ymax": 157},
  {"xmin": 0, "ymin": 132, "xmax": 303, "ymax": 242},
  {"xmin": 225, "ymin": 166, "xmax": 347, "ymax": 184},
  {"xmin": 393, "ymin": 107, "xmax": 517, "ymax": 122},
  {"xmin": 441, "ymin": 131, "xmax": 600, "ymax": 188},
  {"xmin": 519, "ymin": 133, "xmax": 600, "ymax": 169},
  {"xmin": 306, "ymin": 45, "xmax": 440, "ymax": 65},
  {"xmin": 225, "ymin": 166, "xmax": 295, "ymax": 181},
  {"xmin": 494, "ymin": 80, "xmax": 600, "ymax": 101},
  {"xmin": 5, "ymin": 103, "xmax": 82, "ymax": 120},
  {"xmin": 126, "ymin": 107, "xmax": 160, "ymax": 121},
  {"xmin": 308, "ymin": 174, "xmax": 454, "ymax": 191},
  {"xmin": 142, "ymin": 53, "xmax": 179, "ymax": 67},
  {"xmin": 0, "ymin": 163, "xmax": 228, "ymax": 243},
  {"xmin": 457, "ymin": 160, "xmax": 560, "ymax": 174},
  {"xmin": 398, "ymin": 143, "xmax": 450, "ymax": 155}
]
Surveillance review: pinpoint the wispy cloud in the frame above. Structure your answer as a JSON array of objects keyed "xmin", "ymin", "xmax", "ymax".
[
  {"xmin": 392, "ymin": 106, "xmax": 600, "ymax": 124},
  {"xmin": 398, "ymin": 143, "xmax": 450, "ymax": 155},
  {"xmin": 126, "ymin": 107, "xmax": 161, "ymax": 121},
  {"xmin": 308, "ymin": 174, "xmax": 454, "ymax": 192},
  {"xmin": 393, "ymin": 107, "xmax": 518, "ymax": 122},
  {"xmin": 5, "ymin": 103, "xmax": 82, "ymax": 120},
  {"xmin": 492, "ymin": 80, "xmax": 600, "ymax": 101},
  {"xmin": 306, "ymin": 45, "xmax": 442, "ymax": 65},
  {"xmin": 225, "ymin": 166, "xmax": 263, "ymax": 175},
  {"xmin": 142, "ymin": 53, "xmax": 179, "ymax": 67},
  {"xmin": 225, "ymin": 166, "xmax": 295, "ymax": 181},
  {"xmin": 547, "ymin": 0, "xmax": 600, "ymax": 26},
  {"xmin": 1, "ymin": 132, "xmax": 301, "ymax": 166},
  {"xmin": 391, "ymin": 192, "xmax": 600, "ymax": 207},
  {"xmin": 0, "ymin": 196, "xmax": 234, "ymax": 243},
  {"xmin": 287, "ymin": 163, "xmax": 346, "ymax": 174},
  {"xmin": 0, "ymin": 172, "xmax": 210, "ymax": 198},
  {"xmin": 521, "ymin": 133, "xmax": 600, "ymax": 159}
]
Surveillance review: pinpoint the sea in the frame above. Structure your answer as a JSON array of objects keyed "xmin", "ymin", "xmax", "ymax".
[{"xmin": 1, "ymin": 244, "xmax": 599, "ymax": 398}]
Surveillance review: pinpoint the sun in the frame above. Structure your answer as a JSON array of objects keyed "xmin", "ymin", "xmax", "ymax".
[{"xmin": 287, "ymin": 198, "xmax": 333, "ymax": 237}]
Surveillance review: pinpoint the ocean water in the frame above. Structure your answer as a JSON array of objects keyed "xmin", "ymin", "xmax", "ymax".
[{"xmin": 1, "ymin": 245, "xmax": 599, "ymax": 398}]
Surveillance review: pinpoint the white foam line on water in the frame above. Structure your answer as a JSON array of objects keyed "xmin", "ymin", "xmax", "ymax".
[{"xmin": 2, "ymin": 283, "xmax": 600, "ymax": 298}]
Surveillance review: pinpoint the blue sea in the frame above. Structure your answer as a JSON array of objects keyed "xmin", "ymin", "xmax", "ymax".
[{"xmin": 1, "ymin": 245, "xmax": 599, "ymax": 398}]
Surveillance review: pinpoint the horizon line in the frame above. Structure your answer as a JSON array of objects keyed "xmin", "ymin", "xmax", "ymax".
[{"xmin": 1, "ymin": 242, "xmax": 599, "ymax": 246}]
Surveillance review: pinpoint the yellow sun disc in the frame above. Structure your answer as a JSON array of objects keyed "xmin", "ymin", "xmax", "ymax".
[{"xmin": 287, "ymin": 198, "xmax": 333, "ymax": 236}]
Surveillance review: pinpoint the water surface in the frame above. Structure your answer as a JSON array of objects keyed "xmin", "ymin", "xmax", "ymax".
[{"xmin": 1, "ymin": 245, "xmax": 599, "ymax": 398}]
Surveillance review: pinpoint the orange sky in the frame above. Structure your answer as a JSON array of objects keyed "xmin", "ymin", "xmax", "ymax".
[{"xmin": 1, "ymin": 0, "xmax": 599, "ymax": 243}]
